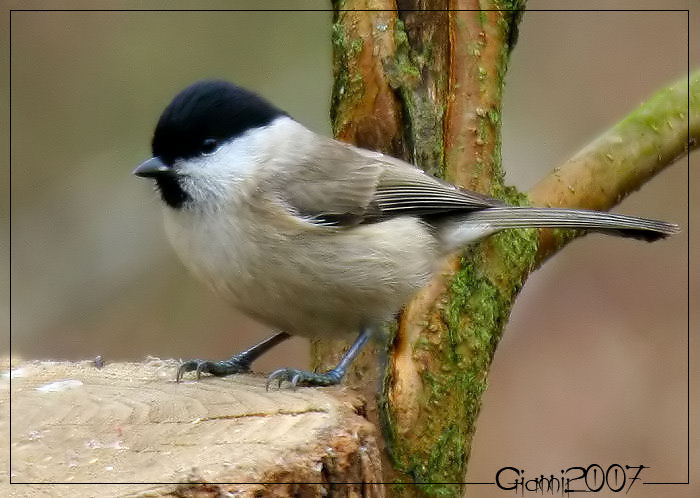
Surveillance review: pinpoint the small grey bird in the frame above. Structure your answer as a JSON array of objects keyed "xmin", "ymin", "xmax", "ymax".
[{"xmin": 134, "ymin": 80, "xmax": 678, "ymax": 388}]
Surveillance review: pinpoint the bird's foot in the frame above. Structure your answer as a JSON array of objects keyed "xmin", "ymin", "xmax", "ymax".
[
  {"xmin": 176, "ymin": 356, "xmax": 251, "ymax": 382},
  {"xmin": 175, "ymin": 331, "xmax": 291, "ymax": 382},
  {"xmin": 266, "ymin": 367, "xmax": 343, "ymax": 390}
]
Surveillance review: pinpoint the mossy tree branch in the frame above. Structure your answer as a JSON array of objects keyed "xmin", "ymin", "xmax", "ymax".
[
  {"xmin": 530, "ymin": 70, "xmax": 699, "ymax": 263},
  {"xmin": 327, "ymin": 3, "xmax": 692, "ymax": 496}
]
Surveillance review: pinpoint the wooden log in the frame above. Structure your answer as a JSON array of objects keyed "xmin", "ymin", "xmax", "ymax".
[{"xmin": 2, "ymin": 358, "xmax": 384, "ymax": 497}]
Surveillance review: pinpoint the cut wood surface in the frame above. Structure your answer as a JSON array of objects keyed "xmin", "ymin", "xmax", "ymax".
[{"xmin": 2, "ymin": 358, "xmax": 384, "ymax": 497}]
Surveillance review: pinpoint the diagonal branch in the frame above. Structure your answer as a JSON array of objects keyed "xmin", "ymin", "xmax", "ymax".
[{"xmin": 530, "ymin": 70, "xmax": 699, "ymax": 262}]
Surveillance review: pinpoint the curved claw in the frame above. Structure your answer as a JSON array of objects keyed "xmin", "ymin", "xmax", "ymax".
[
  {"xmin": 195, "ymin": 361, "xmax": 210, "ymax": 379},
  {"xmin": 176, "ymin": 359, "xmax": 203, "ymax": 383},
  {"xmin": 266, "ymin": 368, "xmax": 287, "ymax": 391}
]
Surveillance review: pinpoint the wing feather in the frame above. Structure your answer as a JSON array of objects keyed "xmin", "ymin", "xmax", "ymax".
[{"xmin": 262, "ymin": 127, "xmax": 502, "ymax": 227}]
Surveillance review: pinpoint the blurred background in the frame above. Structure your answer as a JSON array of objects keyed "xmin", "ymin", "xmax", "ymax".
[{"xmin": 3, "ymin": 0, "xmax": 698, "ymax": 495}]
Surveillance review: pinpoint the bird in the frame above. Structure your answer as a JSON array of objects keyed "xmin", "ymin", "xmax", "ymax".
[{"xmin": 134, "ymin": 79, "xmax": 678, "ymax": 389}]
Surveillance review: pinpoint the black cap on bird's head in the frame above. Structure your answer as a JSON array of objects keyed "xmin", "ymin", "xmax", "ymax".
[{"xmin": 150, "ymin": 80, "xmax": 286, "ymax": 165}]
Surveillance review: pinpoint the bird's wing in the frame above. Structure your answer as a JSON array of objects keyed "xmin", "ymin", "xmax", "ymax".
[
  {"xmin": 372, "ymin": 153, "xmax": 504, "ymax": 218},
  {"xmin": 266, "ymin": 138, "xmax": 503, "ymax": 227}
]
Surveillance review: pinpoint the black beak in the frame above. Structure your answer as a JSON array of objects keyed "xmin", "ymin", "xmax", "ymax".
[{"xmin": 133, "ymin": 157, "xmax": 170, "ymax": 177}]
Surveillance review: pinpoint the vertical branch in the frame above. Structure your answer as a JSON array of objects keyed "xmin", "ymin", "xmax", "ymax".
[
  {"xmin": 331, "ymin": 1, "xmax": 405, "ymax": 155},
  {"xmin": 390, "ymin": 2, "xmax": 451, "ymax": 175},
  {"xmin": 445, "ymin": 4, "xmax": 503, "ymax": 193},
  {"xmin": 383, "ymin": 2, "xmax": 527, "ymax": 494}
]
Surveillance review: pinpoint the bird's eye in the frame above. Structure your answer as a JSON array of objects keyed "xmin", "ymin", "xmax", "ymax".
[{"xmin": 201, "ymin": 138, "xmax": 220, "ymax": 155}]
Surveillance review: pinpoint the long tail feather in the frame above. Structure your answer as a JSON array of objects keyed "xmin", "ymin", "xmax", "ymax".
[{"xmin": 440, "ymin": 207, "xmax": 679, "ymax": 250}]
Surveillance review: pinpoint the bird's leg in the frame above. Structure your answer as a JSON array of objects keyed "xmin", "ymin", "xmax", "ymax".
[
  {"xmin": 266, "ymin": 327, "xmax": 372, "ymax": 390},
  {"xmin": 176, "ymin": 331, "xmax": 291, "ymax": 382}
]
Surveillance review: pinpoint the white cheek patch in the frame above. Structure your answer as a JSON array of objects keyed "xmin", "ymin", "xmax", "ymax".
[
  {"xmin": 178, "ymin": 138, "xmax": 259, "ymax": 182},
  {"xmin": 173, "ymin": 128, "xmax": 270, "ymax": 207},
  {"xmin": 174, "ymin": 116, "xmax": 314, "ymax": 211},
  {"xmin": 174, "ymin": 116, "xmax": 302, "ymax": 198}
]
